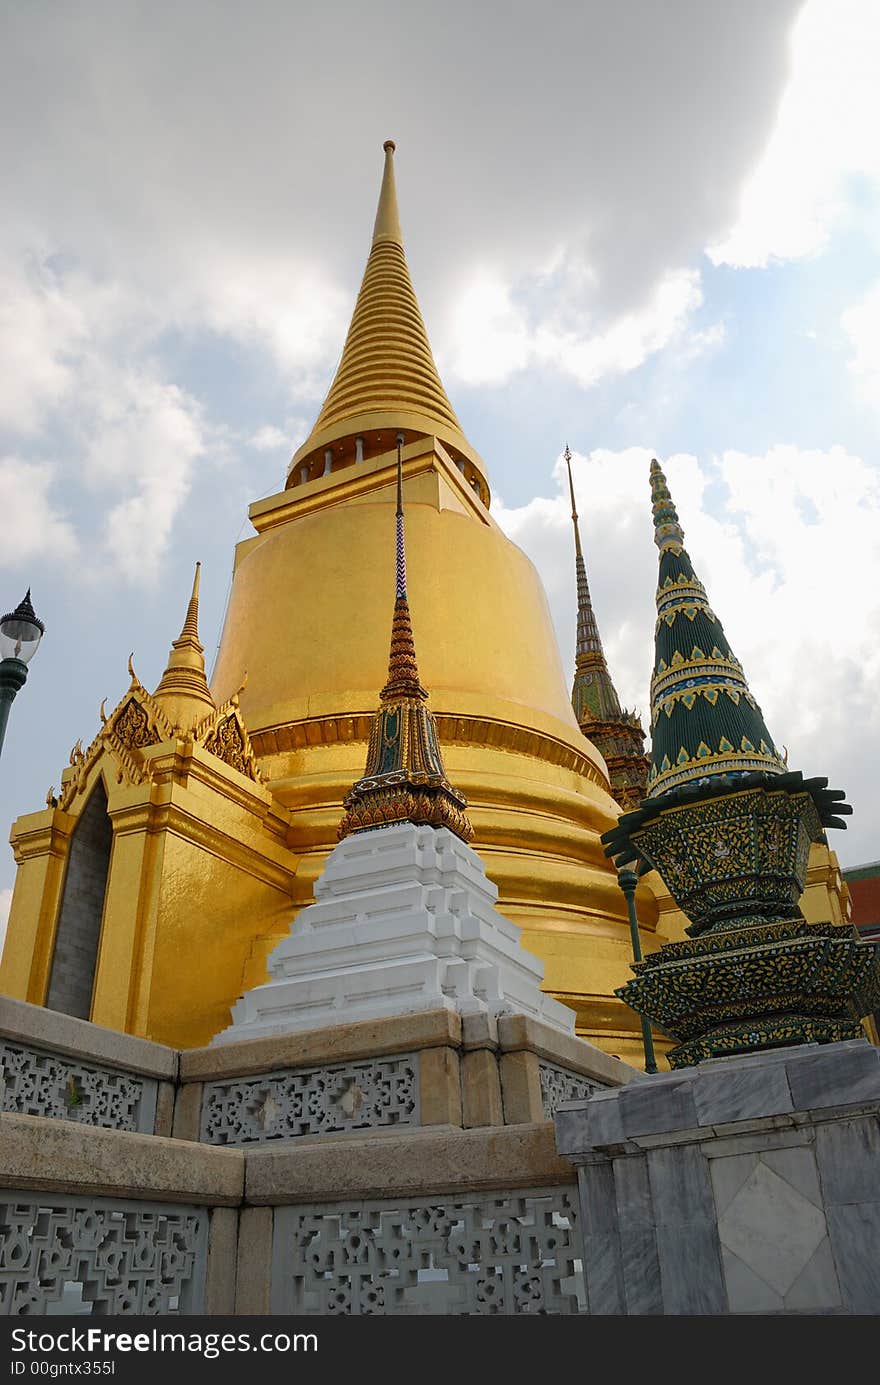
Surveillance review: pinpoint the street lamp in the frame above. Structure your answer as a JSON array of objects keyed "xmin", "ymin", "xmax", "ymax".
[
  {"xmin": 618, "ymin": 867, "xmax": 658, "ymax": 1074},
  {"xmin": 0, "ymin": 590, "xmax": 45, "ymax": 760}
]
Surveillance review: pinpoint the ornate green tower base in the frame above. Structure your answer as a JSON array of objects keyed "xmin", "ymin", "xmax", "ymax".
[{"xmin": 603, "ymin": 771, "xmax": 880, "ymax": 1069}]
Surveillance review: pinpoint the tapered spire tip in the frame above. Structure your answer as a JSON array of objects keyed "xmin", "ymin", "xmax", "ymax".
[
  {"xmin": 650, "ymin": 458, "xmax": 685, "ymax": 551},
  {"xmin": 373, "ymin": 139, "xmax": 403, "ymax": 247},
  {"xmin": 153, "ymin": 560, "xmax": 215, "ymax": 727}
]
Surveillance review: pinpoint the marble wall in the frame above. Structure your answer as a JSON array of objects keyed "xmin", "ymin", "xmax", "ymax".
[{"xmin": 555, "ymin": 1040, "xmax": 880, "ymax": 1315}]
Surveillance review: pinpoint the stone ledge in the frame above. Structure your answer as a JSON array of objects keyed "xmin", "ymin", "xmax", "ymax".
[
  {"xmin": 461, "ymin": 1012, "xmax": 498, "ymax": 1051},
  {"xmin": 496, "ymin": 1013, "xmax": 636, "ymax": 1087},
  {"xmin": 555, "ymin": 1040, "xmax": 880, "ymax": 1158},
  {"xmin": 180, "ymin": 1008, "xmax": 462, "ymax": 1082},
  {"xmin": 245, "ymin": 1121, "xmax": 573, "ymax": 1205},
  {"xmin": 0, "ymin": 1113, "xmax": 244, "ymax": 1205},
  {"xmin": 0, "ymin": 996, "xmax": 177, "ymax": 1080}
]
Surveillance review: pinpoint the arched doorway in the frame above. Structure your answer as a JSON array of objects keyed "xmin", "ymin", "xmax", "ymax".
[{"xmin": 46, "ymin": 780, "xmax": 112, "ymax": 1018}]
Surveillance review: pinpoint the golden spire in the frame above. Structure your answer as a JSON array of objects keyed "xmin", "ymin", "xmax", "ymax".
[
  {"xmin": 153, "ymin": 562, "xmax": 217, "ymax": 732},
  {"xmin": 565, "ymin": 446, "xmax": 649, "ymax": 812},
  {"xmin": 288, "ymin": 141, "xmax": 486, "ymax": 485},
  {"xmin": 565, "ymin": 445, "xmax": 616, "ymax": 710},
  {"xmin": 338, "ymin": 436, "xmax": 473, "ymax": 841},
  {"xmin": 372, "ymin": 139, "xmax": 403, "ymax": 246}
]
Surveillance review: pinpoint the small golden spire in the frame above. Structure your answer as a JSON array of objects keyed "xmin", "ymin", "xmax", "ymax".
[
  {"xmin": 153, "ymin": 561, "xmax": 216, "ymax": 731},
  {"xmin": 380, "ymin": 433, "xmax": 427, "ymax": 702},
  {"xmin": 180, "ymin": 561, "xmax": 201, "ymax": 640},
  {"xmin": 338, "ymin": 437, "xmax": 473, "ymax": 842},
  {"xmin": 372, "ymin": 139, "xmax": 403, "ymax": 247}
]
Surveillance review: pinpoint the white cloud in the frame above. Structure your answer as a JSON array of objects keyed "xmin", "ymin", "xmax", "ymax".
[
  {"xmin": 189, "ymin": 255, "xmax": 347, "ymax": 392},
  {"xmin": 0, "ymin": 2, "xmax": 801, "ymax": 404},
  {"xmin": 536, "ymin": 270, "xmax": 705, "ymax": 389},
  {"xmin": 0, "ymin": 259, "xmax": 86, "ymax": 433},
  {"xmin": 709, "ymin": 0, "xmax": 880, "ymax": 268},
  {"xmin": 94, "ymin": 372, "xmax": 207, "ymax": 581},
  {"xmin": 0, "ymin": 457, "xmax": 78, "ymax": 566},
  {"xmin": 0, "ymin": 257, "xmax": 210, "ymax": 583},
  {"xmin": 445, "ymin": 273, "xmax": 532, "ymax": 386},
  {"xmin": 445, "ymin": 267, "xmax": 704, "ymax": 390},
  {"xmin": 494, "ymin": 445, "xmax": 880, "ymax": 866},
  {"xmin": 250, "ymin": 425, "xmax": 288, "ymax": 452},
  {"xmin": 841, "ymin": 280, "xmax": 880, "ymax": 403}
]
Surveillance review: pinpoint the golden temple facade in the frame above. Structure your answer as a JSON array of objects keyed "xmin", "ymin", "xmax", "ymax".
[{"xmin": 0, "ymin": 142, "xmax": 853, "ymax": 1064}]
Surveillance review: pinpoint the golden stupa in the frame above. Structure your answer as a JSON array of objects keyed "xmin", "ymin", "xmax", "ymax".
[
  {"xmin": 0, "ymin": 142, "xmax": 851, "ymax": 1061},
  {"xmin": 209, "ymin": 140, "xmax": 660, "ymax": 1061}
]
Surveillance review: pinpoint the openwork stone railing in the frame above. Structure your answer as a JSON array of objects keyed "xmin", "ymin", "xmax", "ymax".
[
  {"xmin": 0, "ymin": 1041, "xmax": 157, "ymax": 1134},
  {"xmin": 201, "ymin": 1054, "xmax": 419, "ymax": 1146},
  {"xmin": 0, "ymin": 1192, "xmax": 208, "ymax": 1316},
  {"xmin": 538, "ymin": 1060, "xmax": 598, "ymax": 1119},
  {"xmin": 271, "ymin": 1187, "xmax": 583, "ymax": 1315}
]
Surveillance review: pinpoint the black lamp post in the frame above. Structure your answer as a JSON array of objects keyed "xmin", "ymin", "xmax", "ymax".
[
  {"xmin": 0, "ymin": 590, "xmax": 44, "ymax": 761},
  {"xmin": 618, "ymin": 867, "xmax": 658, "ymax": 1074}
]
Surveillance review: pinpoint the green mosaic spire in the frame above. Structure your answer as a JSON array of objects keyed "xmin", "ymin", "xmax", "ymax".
[{"xmin": 647, "ymin": 459, "xmax": 787, "ymax": 798}]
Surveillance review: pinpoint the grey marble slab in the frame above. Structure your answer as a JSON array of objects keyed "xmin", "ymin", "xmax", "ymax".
[
  {"xmin": 555, "ymin": 1091, "xmax": 626, "ymax": 1153},
  {"xmin": 786, "ymin": 1042, "xmax": 880, "ymax": 1112},
  {"xmin": 613, "ymin": 1152, "xmax": 654, "ymax": 1228},
  {"xmin": 620, "ymin": 1225, "xmax": 663, "ymax": 1315},
  {"xmin": 582, "ymin": 1230, "xmax": 625, "ymax": 1315},
  {"xmin": 647, "ymin": 1143, "xmax": 716, "ymax": 1224},
  {"xmin": 815, "ymin": 1116, "xmax": 880, "ymax": 1205},
  {"xmin": 826, "ymin": 1202, "xmax": 880, "ymax": 1314},
  {"xmin": 783, "ymin": 1235, "xmax": 842, "ymax": 1313},
  {"xmin": 619, "ymin": 1076, "xmax": 698, "ymax": 1138},
  {"xmin": 578, "ymin": 1157, "xmax": 619, "ymax": 1235},
  {"xmin": 656, "ymin": 1220, "xmax": 726, "ymax": 1314},
  {"xmin": 693, "ymin": 1061, "xmax": 794, "ymax": 1127}
]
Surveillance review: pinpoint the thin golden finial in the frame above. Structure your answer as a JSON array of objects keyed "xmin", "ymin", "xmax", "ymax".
[
  {"xmin": 179, "ymin": 562, "xmax": 201, "ymax": 644},
  {"xmin": 152, "ymin": 560, "xmax": 215, "ymax": 728},
  {"xmin": 564, "ymin": 444, "xmax": 583, "ymax": 559},
  {"xmin": 337, "ymin": 431, "xmax": 472, "ymax": 841},
  {"xmin": 372, "ymin": 139, "xmax": 404, "ymax": 247},
  {"xmin": 381, "ymin": 435, "xmax": 425, "ymax": 701}
]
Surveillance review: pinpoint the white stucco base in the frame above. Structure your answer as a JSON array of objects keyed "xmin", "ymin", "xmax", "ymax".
[{"xmin": 213, "ymin": 822, "xmax": 576, "ymax": 1044}]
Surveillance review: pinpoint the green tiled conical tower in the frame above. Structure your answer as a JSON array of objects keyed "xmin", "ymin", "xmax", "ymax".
[
  {"xmin": 599, "ymin": 459, "xmax": 879, "ymax": 1068},
  {"xmin": 647, "ymin": 459, "xmax": 786, "ymax": 798}
]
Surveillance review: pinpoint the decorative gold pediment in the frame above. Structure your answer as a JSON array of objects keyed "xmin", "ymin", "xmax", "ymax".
[
  {"xmin": 195, "ymin": 695, "xmax": 261, "ymax": 782},
  {"xmin": 58, "ymin": 663, "xmax": 179, "ymax": 810}
]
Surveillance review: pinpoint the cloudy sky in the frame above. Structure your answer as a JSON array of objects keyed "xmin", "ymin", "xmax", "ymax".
[{"xmin": 1, "ymin": 0, "xmax": 879, "ymax": 941}]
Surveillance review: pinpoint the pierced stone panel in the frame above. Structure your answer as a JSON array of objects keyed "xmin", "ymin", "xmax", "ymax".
[
  {"xmin": 538, "ymin": 1061, "xmax": 599, "ymax": 1120},
  {"xmin": 0, "ymin": 1193, "xmax": 208, "ymax": 1316},
  {"xmin": 201, "ymin": 1054, "xmax": 419, "ymax": 1145},
  {"xmin": 273, "ymin": 1188, "xmax": 583, "ymax": 1315},
  {"xmin": 0, "ymin": 1042, "xmax": 157, "ymax": 1133}
]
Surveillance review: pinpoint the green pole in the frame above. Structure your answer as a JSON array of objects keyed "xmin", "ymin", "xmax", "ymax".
[
  {"xmin": 0, "ymin": 658, "xmax": 28, "ymax": 762},
  {"xmin": 618, "ymin": 867, "xmax": 658, "ymax": 1074}
]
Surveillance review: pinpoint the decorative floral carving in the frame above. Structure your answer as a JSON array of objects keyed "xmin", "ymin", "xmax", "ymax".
[
  {"xmin": 113, "ymin": 698, "xmax": 158, "ymax": 752},
  {"xmin": 202, "ymin": 712, "xmax": 255, "ymax": 778}
]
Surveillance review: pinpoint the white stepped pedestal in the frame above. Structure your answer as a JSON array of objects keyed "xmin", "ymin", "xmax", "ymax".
[{"xmin": 213, "ymin": 822, "xmax": 575, "ymax": 1043}]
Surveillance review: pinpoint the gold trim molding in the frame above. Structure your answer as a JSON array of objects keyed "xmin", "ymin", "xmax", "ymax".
[{"xmin": 251, "ymin": 711, "xmax": 610, "ymax": 790}]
